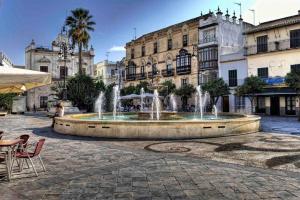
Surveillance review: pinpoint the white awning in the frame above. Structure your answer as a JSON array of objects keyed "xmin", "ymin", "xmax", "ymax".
[{"xmin": 0, "ymin": 67, "xmax": 51, "ymax": 93}]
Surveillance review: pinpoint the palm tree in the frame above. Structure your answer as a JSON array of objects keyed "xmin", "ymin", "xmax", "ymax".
[{"xmin": 65, "ymin": 8, "xmax": 95, "ymax": 75}]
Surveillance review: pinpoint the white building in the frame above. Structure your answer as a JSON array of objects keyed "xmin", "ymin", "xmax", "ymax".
[
  {"xmin": 25, "ymin": 33, "xmax": 95, "ymax": 110},
  {"xmin": 94, "ymin": 59, "xmax": 125, "ymax": 86},
  {"xmin": 219, "ymin": 51, "xmax": 251, "ymax": 113},
  {"xmin": 198, "ymin": 8, "xmax": 253, "ymax": 112}
]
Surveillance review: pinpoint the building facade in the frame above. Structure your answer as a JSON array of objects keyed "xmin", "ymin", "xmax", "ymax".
[
  {"xmin": 95, "ymin": 59, "xmax": 125, "ymax": 87},
  {"xmin": 0, "ymin": 52, "xmax": 13, "ymax": 67},
  {"xmin": 124, "ymin": 17, "xmax": 200, "ymax": 109},
  {"xmin": 25, "ymin": 33, "xmax": 95, "ymax": 110},
  {"xmin": 244, "ymin": 11, "xmax": 300, "ymax": 116}
]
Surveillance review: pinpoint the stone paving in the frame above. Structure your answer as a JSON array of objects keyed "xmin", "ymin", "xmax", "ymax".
[{"xmin": 0, "ymin": 114, "xmax": 300, "ymax": 199}]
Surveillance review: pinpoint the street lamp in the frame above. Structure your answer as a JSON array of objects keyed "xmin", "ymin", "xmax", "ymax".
[
  {"xmin": 57, "ymin": 25, "xmax": 74, "ymax": 100},
  {"xmin": 191, "ymin": 44, "xmax": 199, "ymax": 85}
]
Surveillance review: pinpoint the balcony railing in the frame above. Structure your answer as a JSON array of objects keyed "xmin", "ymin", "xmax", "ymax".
[
  {"xmin": 125, "ymin": 74, "xmax": 136, "ymax": 81},
  {"xmin": 161, "ymin": 69, "xmax": 174, "ymax": 77},
  {"xmin": 199, "ymin": 60, "xmax": 218, "ymax": 70},
  {"xmin": 136, "ymin": 73, "xmax": 147, "ymax": 80},
  {"xmin": 245, "ymin": 39, "xmax": 300, "ymax": 56},
  {"xmin": 147, "ymin": 70, "xmax": 160, "ymax": 79},
  {"xmin": 199, "ymin": 35, "xmax": 217, "ymax": 44},
  {"xmin": 176, "ymin": 65, "xmax": 191, "ymax": 75}
]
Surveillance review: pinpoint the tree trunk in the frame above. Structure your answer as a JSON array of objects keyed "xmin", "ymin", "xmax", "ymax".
[
  {"xmin": 78, "ymin": 43, "xmax": 83, "ymax": 75},
  {"xmin": 250, "ymin": 98, "xmax": 254, "ymax": 114}
]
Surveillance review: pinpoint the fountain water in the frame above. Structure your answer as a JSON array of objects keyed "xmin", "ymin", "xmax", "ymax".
[
  {"xmin": 170, "ymin": 94, "xmax": 177, "ymax": 112},
  {"xmin": 195, "ymin": 85, "xmax": 210, "ymax": 119},
  {"xmin": 151, "ymin": 89, "xmax": 161, "ymax": 120},
  {"xmin": 212, "ymin": 105, "xmax": 218, "ymax": 119},
  {"xmin": 113, "ymin": 85, "xmax": 120, "ymax": 120},
  {"xmin": 95, "ymin": 92, "xmax": 105, "ymax": 119},
  {"xmin": 140, "ymin": 88, "xmax": 145, "ymax": 112}
]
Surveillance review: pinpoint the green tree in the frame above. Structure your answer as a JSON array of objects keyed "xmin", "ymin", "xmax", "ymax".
[
  {"xmin": 135, "ymin": 81, "xmax": 151, "ymax": 94},
  {"xmin": 50, "ymin": 81, "xmax": 65, "ymax": 100},
  {"xmin": 66, "ymin": 74, "xmax": 97, "ymax": 111},
  {"xmin": 159, "ymin": 80, "xmax": 176, "ymax": 97},
  {"xmin": 202, "ymin": 78, "xmax": 230, "ymax": 106},
  {"xmin": 236, "ymin": 75, "xmax": 266, "ymax": 114},
  {"xmin": 65, "ymin": 8, "xmax": 96, "ymax": 74},
  {"xmin": 95, "ymin": 79, "xmax": 106, "ymax": 92},
  {"xmin": 120, "ymin": 85, "xmax": 136, "ymax": 96},
  {"xmin": 0, "ymin": 93, "xmax": 17, "ymax": 111},
  {"xmin": 285, "ymin": 70, "xmax": 300, "ymax": 120},
  {"xmin": 175, "ymin": 84, "xmax": 195, "ymax": 111}
]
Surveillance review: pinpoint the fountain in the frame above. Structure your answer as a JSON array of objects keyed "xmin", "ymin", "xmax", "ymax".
[
  {"xmin": 54, "ymin": 84, "xmax": 261, "ymax": 139},
  {"xmin": 113, "ymin": 85, "xmax": 120, "ymax": 120},
  {"xmin": 170, "ymin": 94, "xmax": 177, "ymax": 112},
  {"xmin": 150, "ymin": 89, "xmax": 161, "ymax": 120},
  {"xmin": 212, "ymin": 105, "xmax": 218, "ymax": 119},
  {"xmin": 140, "ymin": 88, "xmax": 145, "ymax": 112},
  {"xmin": 95, "ymin": 92, "xmax": 105, "ymax": 119},
  {"xmin": 195, "ymin": 85, "xmax": 209, "ymax": 119}
]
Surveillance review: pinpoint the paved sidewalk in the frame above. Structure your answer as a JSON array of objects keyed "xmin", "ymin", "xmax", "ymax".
[
  {"xmin": 0, "ymin": 114, "xmax": 299, "ymax": 199},
  {"xmin": 260, "ymin": 116, "xmax": 300, "ymax": 135}
]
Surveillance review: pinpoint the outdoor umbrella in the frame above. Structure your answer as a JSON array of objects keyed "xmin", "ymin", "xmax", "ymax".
[
  {"xmin": 120, "ymin": 94, "xmax": 140, "ymax": 100},
  {"xmin": 0, "ymin": 67, "xmax": 51, "ymax": 93}
]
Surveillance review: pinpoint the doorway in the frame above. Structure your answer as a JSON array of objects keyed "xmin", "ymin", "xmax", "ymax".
[
  {"xmin": 222, "ymin": 96, "xmax": 229, "ymax": 112},
  {"xmin": 270, "ymin": 96, "xmax": 280, "ymax": 115}
]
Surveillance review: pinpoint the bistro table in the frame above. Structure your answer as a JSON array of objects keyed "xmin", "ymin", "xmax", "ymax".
[{"xmin": 0, "ymin": 139, "xmax": 23, "ymax": 181}]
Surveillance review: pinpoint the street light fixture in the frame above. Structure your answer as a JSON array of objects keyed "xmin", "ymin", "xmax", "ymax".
[{"xmin": 57, "ymin": 25, "xmax": 74, "ymax": 100}]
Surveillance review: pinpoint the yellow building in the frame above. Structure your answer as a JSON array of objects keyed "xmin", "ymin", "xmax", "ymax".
[
  {"xmin": 244, "ymin": 11, "xmax": 300, "ymax": 116},
  {"xmin": 124, "ymin": 17, "xmax": 200, "ymax": 89}
]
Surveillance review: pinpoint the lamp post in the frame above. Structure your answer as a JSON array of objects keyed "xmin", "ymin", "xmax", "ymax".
[
  {"xmin": 192, "ymin": 44, "xmax": 199, "ymax": 85},
  {"xmin": 58, "ymin": 26, "xmax": 74, "ymax": 100}
]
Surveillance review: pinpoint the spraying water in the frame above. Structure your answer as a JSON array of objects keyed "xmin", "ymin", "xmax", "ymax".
[
  {"xmin": 140, "ymin": 88, "xmax": 145, "ymax": 112},
  {"xmin": 170, "ymin": 94, "xmax": 177, "ymax": 112},
  {"xmin": 212, "ymin": 105, "xmax": 218, "ymax": 119},
  {"xmin": 195, "ymin": 85, "xmax": 209, "ymax": 119},
  {"xmin": 151, "ymin": 89, "xmax": 161, "ymax": 120},
  {"xmin": 113, "ymin": 85, "xmax": 120, "ymax": 120},
  {"xmin": 95, "ymin": 92, "xmax": 105, "ymax": 119}
]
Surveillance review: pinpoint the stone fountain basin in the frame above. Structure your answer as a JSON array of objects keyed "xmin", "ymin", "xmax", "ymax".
[{"xmin": 54, "ymin": 113, "xmax": 261, "ymax": 139}]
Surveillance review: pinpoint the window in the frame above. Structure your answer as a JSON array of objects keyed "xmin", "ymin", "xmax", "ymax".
[
  {"xmin": 181, "ymin": 78, "xmax": 187, "ymax": 86},
  {"xmin": 286, "ymin": 96, "xmax": 296, "ymax": 115},
  {"xmin": 202, "ymin": 29, "xmax": 216, "ymax": 43},
  {"xmin": 60, "ymin": 66, "xmax": 68, "ymax": 79},
  {"xmin": 199, "ymin": 47, "xmax": 218, "ymax": 69},
  {"xmin": 291, "ymin": 64, "xmax": 300, "ymax": 73},
  {"xmin": 256, "ymin": 96, "xmax": 266, "ymax": 113},
  {"xmin": 131, "ymin": 48, "xmax": 134, "ymax": 59},
  {"xmin": 176, "ymin": 49, "xmax": 191, "ymax": 68},
  {"xmin": 235, "ymin": 96, "xmax": 245, "ymax": 110},
  {"xmin": 228, "ymin": 70, "xmax": 237, "ymax": 87},
  {"xmin": 40, "ymin": 66, "xmax": 48, "ymax": 72},
  {"xmin": 153, "ymin": 42, "xmax": 158, "ymax": 54},
  {"xmin": 111, "ymin": 69, "xmax": 115, "ymax": 76},
  {"xmin": 257, "ymin": 35, "xmax": 268, "ymax": 53},
  {"xmin": 40, "ymin": 96, "xmax": 48, "ymax": 109},
  {"xmin": 290, "ymin": 29, "xmax": 300, "ymax": 48},
  {"xmin": 167, "ymin": 39, "xmax": 172, "ymax": 50},
  {"xmin": 257, "ymin": 67, "xmax": 268, "ymax": 78},
  {"xmin": 141, "ymin": 65, "xmax": 145, "ymax": 75},
  {"xmin": 141, "ymin": 46, "xmax": 145, "ymax": 57},
  {"xmin": 183, "ymin": 35, "xmax": 188, "ymax": 47},
  {"xmin": 166, "ymin": 63, "xmax": 172, "ymax": 71},
  {"xmin": 152, "ymin": 63, "xmax": 158, "ymax": 74}
]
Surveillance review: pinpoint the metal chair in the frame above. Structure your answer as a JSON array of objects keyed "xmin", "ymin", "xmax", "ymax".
[{"xmin": 14, "ymin": 139, "xmax": 46, "ymax": 176}]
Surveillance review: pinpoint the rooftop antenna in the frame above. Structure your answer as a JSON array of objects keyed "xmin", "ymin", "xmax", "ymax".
[
  {"xmin": 249, "ymin": 9, "xmax": 255, "ymax": 25},
  {"xmin": 133, "ymin": 28, "xmax": 136, "ymax": 40},
  {"xmin": 106, "ymin": 52, "xmax": 110, "ymax": 61},
  {"xmin": 234, "ymin": 2, "xmax": 242, "ymax": 19}
]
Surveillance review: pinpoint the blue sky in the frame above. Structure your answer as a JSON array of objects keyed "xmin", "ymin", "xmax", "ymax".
[{"xmin": 3, "ymin": 0, "xmax": 295, "ymax": 65}]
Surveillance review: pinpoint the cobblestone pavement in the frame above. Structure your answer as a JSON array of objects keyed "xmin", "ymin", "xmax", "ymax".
[
  {"xmin": 260, "ymin": 116, "xmax": 300, "ymax": 135},
  {"xmin": 0, "ymin": 114, "xmax": 300, "ymax": 200}
]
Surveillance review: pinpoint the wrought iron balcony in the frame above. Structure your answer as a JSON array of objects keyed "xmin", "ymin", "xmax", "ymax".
[
  {"xmin": 244, "ymin": 39, "xmax": 300, "ymax": 56},
  {"xmin": 199, "ymin": 35, "xmax": 217, "ymax": 45},
  {"xmin": 147, "ymin": 70, "xmax": 160, "ymax": 79},
  {"xmin": 125, "ymin": 74, "xmax": 136, "ymax": 81},
  {"xmin": 199, "ymin": 60, "xmax": 218, "ymax": 70},
  {"xmin": 136, "ymin": 73, "xmax": 147, "ymax": 80},
  {"xmin": 161, "ymin": 69, "xmax": 174, "ymax": 77},
  {"xmin": 176, "ymin": 65, "xmax": 191, "ymax": 75}
]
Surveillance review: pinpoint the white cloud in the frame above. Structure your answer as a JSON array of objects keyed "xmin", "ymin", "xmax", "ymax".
[
  {"xmin": 109, "ymin": 45, "xmax": 125, "ymax": 52},
  {"xmin": 243, "ymin": 0, "xmax": 299, "ymax": 25}
]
